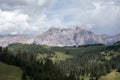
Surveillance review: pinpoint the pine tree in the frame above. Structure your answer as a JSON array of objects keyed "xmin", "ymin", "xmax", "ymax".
[
  {"xmin": 66, "ymin": 50, "xmax": 69, "ymax": 54},
  {"xmin": 22, "ymin": 71, "xmax": 27, "ymax": 80}
]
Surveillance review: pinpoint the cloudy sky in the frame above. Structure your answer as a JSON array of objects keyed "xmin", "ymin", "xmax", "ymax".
[{"xmin": 0, "ymin": 0, "xmax": 120, "ymax": 37}]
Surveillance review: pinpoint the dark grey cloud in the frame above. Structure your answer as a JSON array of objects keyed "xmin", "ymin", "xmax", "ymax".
[{"xmin": 0, "ymin": 0, "xmax": 56, "ymax": 15}]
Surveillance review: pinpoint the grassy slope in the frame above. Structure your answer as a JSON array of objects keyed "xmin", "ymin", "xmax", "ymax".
[
  {"xmin": 51, "ymin": 45, "xmax": 106, "ymax": 56},
  {"xmin": 51, "ymin": 52, "xmax": 73, "ymax": 64},
  {"xmin": 0, "ymin": 62, "xmax": 22, "ymax": 80},
  {"xmin": 36, "ymin": 52, "xmax": 73, "ymax": 64},
  {"xmin": 99, "ymin": 70, "xmax": 120, "ymax": 80}
]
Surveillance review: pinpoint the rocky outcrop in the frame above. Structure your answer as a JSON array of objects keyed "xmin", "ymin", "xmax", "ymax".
[
  {"xmin": 0, "ymin": 35, "xmax": 33, "ymax": 47},
  {"xmin": 102, "ymin": 33, "xmax": 120, "ymax": 44},
  {"xmin": 35, "ymin": 27, "xmax": 105, "ymax": 46},
  {"xmin": 0, "ymin": 27, "xmax": 119, "ymax": 47}
]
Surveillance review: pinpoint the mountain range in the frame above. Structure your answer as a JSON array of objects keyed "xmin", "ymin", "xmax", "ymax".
[{"xmin": 0, "ymin": 27, "xmax": 120, "ymax": 47}]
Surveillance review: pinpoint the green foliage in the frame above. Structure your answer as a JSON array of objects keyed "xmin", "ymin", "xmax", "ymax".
[
  {"xmin": 0, "ymin": 62, "xmax": 22, "ymax": 80},
  {"xmin": 51, "ymin": 52, "xmax": 73, "ymax": 64},
  {"xmin": 22, "ymin": 71, "xmax": 27, "ymax": 80},
  {"xmin": 56, "ymin": 43, "xmax": 120, "ymax": 80},
  {"xmin": 118, "ymin": 68, "xmax": 120, "ymax": 72},
  {"xmin": 0, "ymin": 42, "xmax": 120, "ymax": 80},
  {"xmin": 8, "ymin": 43, "xmax": 53, "ymax": 55},
  {"xmin": 51, "ymin": 45, "xmax": 106, "ymax": 56},
  {"xmin": 0, "ymin": 46, "xmax": 67, "ymax": 80},
  {"xmin": 99, "ymin": 70, "xmax": 120, "ymax": 80},
  {"xmin": 114, "ymin": 41, "xmax": 120, "ymax": 45}
]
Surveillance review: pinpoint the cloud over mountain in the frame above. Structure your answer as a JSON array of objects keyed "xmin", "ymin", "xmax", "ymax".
[{"xmin": 0, "ymin": 0, "xmax": 120, "ymax": 37}]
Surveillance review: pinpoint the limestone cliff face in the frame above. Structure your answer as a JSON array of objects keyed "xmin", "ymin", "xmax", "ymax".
[
  {"xmin": 35, "ymin": 27, "xmax": 105, "ymax": 46},
  {"xmin": 102, "ymin": 33, "xmax": 120, "ymax": 44},
  {"xmin": 0, "ymin": 27, "xmax": 119, "ymax": 47},
  {"xmin": 0, "ymin": 35, "xmax": 33, "ymax": 47}
]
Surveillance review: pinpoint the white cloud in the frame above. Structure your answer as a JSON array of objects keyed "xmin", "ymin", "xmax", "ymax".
[
  {"xmin": 0, "ymin": 10, "xmax": 38, "ymax": 36},
  {"xmin": 0, "ymin": 9, "xmax": 64, "ymax": 37},
  {"xmin": 0, "ymin": 0, "xmax": 120, "ymax": 36},
  {"xmin": 37, "ymin": 0, "xmax": 47, "ymax": 6},
  {"xmin": 48, "ymin": 0, "xmax": 120, "ymax": 35}
]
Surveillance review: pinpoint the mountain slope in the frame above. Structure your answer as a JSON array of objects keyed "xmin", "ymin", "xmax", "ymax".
[
  {"xmin": 7, "ymin": 43, "xmax": 53, "ymax": 55},
  {"xmin": 0, "ymin": 27, "xmax": 120, "ymax": 47},
  {"xmin": 35, "ymin": 27, "xmax": 105, "ymax": 46},
  {"xmin": 99, "ymin": 70, "xmax": 120, "ymax": 80},
  {"xmin": 0, "ymin": 62, "xmax": 22, "ymax": 80},
  {"xmin": 0, "ymin": 35, "xmax": 34, "ymax": 47},
  {"xmin": 102, "ymin": 34, "xmax": 120, "ymax": 44}
]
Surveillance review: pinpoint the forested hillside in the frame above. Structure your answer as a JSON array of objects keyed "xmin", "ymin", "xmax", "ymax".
[{"xmin": 0, "ymin": 42, "xmax": 120, "ymax": 80}]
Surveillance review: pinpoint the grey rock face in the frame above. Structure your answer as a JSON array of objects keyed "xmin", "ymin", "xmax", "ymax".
[
  {"xmin": 102, "ymin": 33, "xmax": 120, "ymax": 44},
  {"xmin": 0, "ymin": 35, "xmax": 33, "ymax": 47},
  {"xmin": 0, "ymin": 27, "xmax": 119, "ymax": 47},
  {"xmin": 35, "ymin": 27, "xmax": 105, "ymax": 46}
]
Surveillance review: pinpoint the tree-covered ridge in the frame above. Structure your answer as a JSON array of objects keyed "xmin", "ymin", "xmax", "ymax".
[
  {"xmin": 7, "ymin": 43, "xmax": 54, "ymax": 55},
  {"xmin": 0, "ymin": 42, "xmax": 120, "ymax": 80},
  {"xmin": 0, "ymin": 46, "xmax": 67, "ymax": 80},
  {"xmin": 57, "ymin": 42, "xmax": 120, "ymax": 80},
  {"xmin": 51, "ymin": 44, "xmax": 106, "ymax": 56}
]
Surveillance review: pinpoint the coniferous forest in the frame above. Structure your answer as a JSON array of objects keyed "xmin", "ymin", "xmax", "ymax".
[{"xmin": 0, "ymin": 41, "xmax": 120, "ymax": 80}]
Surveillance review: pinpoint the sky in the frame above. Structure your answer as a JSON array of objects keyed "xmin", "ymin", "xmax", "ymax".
[{"xmin": 0, "ymin": 0, "xmax": 120, "ymax": 37}]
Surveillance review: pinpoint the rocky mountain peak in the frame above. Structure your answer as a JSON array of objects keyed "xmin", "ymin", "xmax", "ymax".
[
  {"xmin": 0, "ymin": 27, "xmax": 119, "ymax": 47},
  {"xmin": 35, "ymin": 27, "xmax": 106, "ymax": 46},
  {"xmin": 0, "ymin": 35, "xmax": 33, "ymax": 47},
  {"xmin": 101, "ymin": 34, "xmax": 109, "ymax": 39},
  {"xmin": 104, "ymin": 33, "xmax": 120, "ymax": 44},
  {"xmin": 48, "ymin": 27, "xmax": 60, "ymax": 32},
  {"xmin": 75, "ymin": 26, "xmax": 81, "ymax": 30}
]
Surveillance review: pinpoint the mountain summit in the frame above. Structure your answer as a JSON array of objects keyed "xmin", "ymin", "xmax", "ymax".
[
  {"xmin": 35, "ymin": 27, "xmax": 105, "ymax": 46},
  {"xmin": 0, "ymin": 27, "xmax": 120, "ymax": 47}
]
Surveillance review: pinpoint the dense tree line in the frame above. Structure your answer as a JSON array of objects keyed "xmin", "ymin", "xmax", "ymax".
[
  {"xmin": 0, "ymin": 42, "xmax": 120, "ymax": 80},
  {"xmin": 57, "ymin": 44, "xmax": 120, "ymax": 80},
  {"xmin": 0, "ymin": 46, "xmax": 68, "ymax": 80}
]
